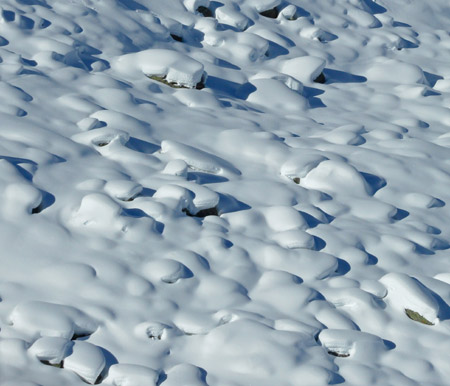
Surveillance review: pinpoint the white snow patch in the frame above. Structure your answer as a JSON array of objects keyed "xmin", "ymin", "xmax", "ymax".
[
  {"xmin": 380, "ymin": 273, "xmax": 440, "ymax": 324},
  {"xmin": 107, "ymin": 364, "xmax": 159, "ymax": 386},
  {"xmin": 63, "ymin": 341, "xmax": 105, "ymax": 384},
  {"xmin": 319, "ymin": 329, "xmax": 387, "ymax": 359},
  {"xmin": 281, "ymin": 56, "xmax": 326, "ymax": 83},
  {"xmin": 114, "ymin": 49, "xmax": 206, "ymax": 88},
  {"xmin": 9, "ymin": 301, "xmax": 98, "ymax": 340}
]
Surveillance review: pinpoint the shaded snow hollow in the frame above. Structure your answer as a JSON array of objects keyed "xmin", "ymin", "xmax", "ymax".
[{"xmin": 0, "ymin": 0, "xmax": 450, "ymax": 385}]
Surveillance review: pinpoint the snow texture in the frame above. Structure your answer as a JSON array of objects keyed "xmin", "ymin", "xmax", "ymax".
[{"xmin": 0, "ymin": 0, "xmax": 450, "ymax": 385}]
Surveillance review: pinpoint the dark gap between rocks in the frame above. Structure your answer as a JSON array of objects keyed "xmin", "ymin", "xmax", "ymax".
[
  {"xmin": 197, "ymin": 6, "xmax": 212, "ymax": 17},
  {"xmin": 327, "ymin": 350, "xmax": 350, "ymax": 358},
  {"xmin": 170, "ymin": 34, "xmax": 183, "ymax": 42},
  {"xmin": 314, "ymin": 72, "xmax": 326, "ymax": 84},
  {"xmin": 260, "ymin": 7, "xmax": 279, "ymax": 19},
  {"xmin": 183, "ymin": 207, "xmax": 219, "ymax": 217}
]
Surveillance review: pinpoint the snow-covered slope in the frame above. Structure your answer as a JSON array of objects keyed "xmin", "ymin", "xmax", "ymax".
[{"xmin": 1, "ymin": 0, "xmax": 450, "ymax": 385}]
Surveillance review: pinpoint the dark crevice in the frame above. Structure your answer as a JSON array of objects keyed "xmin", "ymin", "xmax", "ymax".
[
  {"xmin": 328, "ymin": 350, "xmax": 350, "ymax": 358},
  {"xmin": 314, "ymin": 72, "xmax": 326, "ymax": 84},
  {"xmin": 40, "ymin": 360, "xmax": 63, "ymax": 368},
  {"xmin": 32, "ymin": 203, "xmax": 44, "ymax": 214},
  {"xmin": 183, "ymin": 207, "xmax": 219, "ymax": 217},
  {"xmin": 95, "ymin": 142, "xmax": 110, "ymax": 147},
  {"xmin": 260, "ymin": 7, "xmax": 279, "ymax": 18},
  {"xmin": 170, "ymin": 34, "xmax": 183, "ymax": 42},
  {"xmin": 148, "ymin": 74, "xmax": 205, "ymax": 90},
  {"xmin": 197, "ymin": 6, "xmax": 212, "ymax": 17},
  {"xmin": 72, "ymin": 332, "xmax": 93, "ymax": 340}
]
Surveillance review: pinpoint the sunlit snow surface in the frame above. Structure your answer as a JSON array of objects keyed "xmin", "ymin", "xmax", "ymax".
[{"xmin": 1, "ymin": 0, "xmax": 450, "ymax": 384}]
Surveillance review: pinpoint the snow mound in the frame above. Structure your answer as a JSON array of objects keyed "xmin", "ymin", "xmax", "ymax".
[
  {"xmin": 28, "ymin": 336, "xmax": 71, "ymax": 365},
  {"xmin": 63, "ymin": 341, "xmax": 105, "ymax": 384},
  {"xmin": 164, "ymin": 363, "xmax": 207, "ymax": 386},
  {"xmin": 365, "ymin": 59, "xmax": 426, "ymax": 84},
  {"xmin": 142, "ymin": 258, "xmax": 191, "ymax": 284},
  {"xmin": 301, "ymin": 160, "xmax": 372, "ymax": 196},
  {"xmin": 9, "ymin": 301, "xmax": 98, "ymax": 340},
  {"xmin": 69, "ymin": 193, "xmax": 124, "ymax": 232},
  {"xmin": 160, "ymin": 140, "xmax": 240, "ymax": 176},
  {"xmin": 2, "ymin": 183, "xmax": 42, "ymax": 216},
  {"xmin": 319, "ymin": 329, "xmax": 387, "ymax": 359},
  {"xmin": 262, "ymin": 206, "xmax": 308, "ymax": 232},
  {"xmin": 113, "ymin": 49, "xmax": 206, "ymax": 89},
  {"xmin": 215, "ymin": 4, "xmax": 249, "ymax": 31},
  {"xmin": 134, "ymin": 321, "xmax": 175, "ymax": 341},
  {"xmin": 153, "ymin": 184, "xmax": 195, "ymax": 213},
  {"xmin": 162, "ymin": 159, "xmax": 189, "ymax": 177},
  {"xmin": 271, "ymin": 229, "xmax": 316, "ymax": 249},
  {"xmin": 247, "ymin": 0, "xmax": 281, "ymax": 13},
  {"xmin": 201, "ymin": 319, "xmax": 307, "ymax": 380},
  {"xmin": 107, "ymin": 364, "xmax": 159, "ymax": 386},
  {"xmin": 104, "ymin": 180, "xmax": 143, "ymax": 201},
  {"xmin": 247, "ymin": 78, "xmax": 308, "ymax": 111},
  {"xmin": 280, "ymin": 154, "xmax": 328, "ymax": 181},
  {"xmin": 281, "ymin": 56, "xmax": 326, "ymax": 84},
  {"xmin": 380, "ymin": 273, "xmax": 440, "ymax": 325},
  {"xmin": 71, "ymin": 128, "xmax": 130, "ymax": 148}
]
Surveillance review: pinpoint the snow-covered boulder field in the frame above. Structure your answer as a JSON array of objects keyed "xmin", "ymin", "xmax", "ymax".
[{"xmin": 1, "ymin": 0, "xmax": 450, "ymax": 385}]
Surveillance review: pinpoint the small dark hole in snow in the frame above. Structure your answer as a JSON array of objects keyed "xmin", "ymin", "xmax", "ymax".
[
  {"xmin": 260, "ymin": 7, "xmax": 279, "ymax": 18},
  {"xmin": 328, "ymin": 350, "xmax": 350, "ymax": 358},
  {"xmin": 293, "ymin": 177, "xmax": 300, "ymax": 184},
  {"xmin": 314, "ymin": 72, "xmax": 326, "ymax": 84},
  {"xmin": 32, "ymin": 204, "xmax": 44, "ymax": 214},
  {"xmin": 183, "ymin": 207, "xmax": 219, "ymax": 217},
  {"xmin": 171, "ymin": 34, "xmax": 183, "ymax": 42},
  {"xmin": 148, "ymin": 74, "xmax": 204, "ymax": 90},
  {"xmin": 197, "ymin": 6, "xmax": 212, "ymax": 17},
  {"xmin": 41, "ymin": 360, "xmax": 63, "ymax": 368},
  {"xmin": 72, "ymin": 332, "xmax": 92, "ymax": 340},
  {"xmin": 96, "ymin": 142, "xmax": 110, "ymax": 147},
  {"xmin": 196, "ymin": 81, "xmax": 205, "ymax": 90},
  {"xmin": 75, "ymin": 373, "xmax": 103, "ymax": 385}
]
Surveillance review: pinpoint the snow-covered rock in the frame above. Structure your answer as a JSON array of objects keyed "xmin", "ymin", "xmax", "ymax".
[
  {"xmin": 9, "ymin": 301, "xmax": 98, "ymax": 340},
  {"xmin": 28, "ymin": 337, "xmax": 71, "ymax": 365},
  {"xmin": 319, "ymin": 329, "xmax": 387, "ymax": 359},
  {"xmin": 63, "ymin": 341, "xmax": 105, "ymax": 384},
  {"xmin": 107, "ymin": 364, "xmax": 159, "ymax": 386},
  {"xmin": 281, "ymin": 56, "xmax": 326, "ymax": 83},
  {"xmin": 380, "ymin": 273, "xmax": 440, "ymax": 325},
  {"xmin": 114, "ymin": 49, "xmax": 206, "ymax": 89}
]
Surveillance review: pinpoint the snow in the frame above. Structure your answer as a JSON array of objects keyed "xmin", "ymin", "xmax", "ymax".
[
  {"xmin": 215, "ymin": 5, "xmax": 250, "ymax": 31},
  {"xmin": 318, "ymin": 329, "xmax": 387, "ymax": 360},
  {"xmin": 281, "ymin": 56, "xmax": 326, "ymax": 84},
  {"xmin": 8, "ymin": 301, "xmax": 98, "ymax": 340},
  {"xmin": 63, "ymin": 341, "xmax": 106, "ymax": 384},
  {"xmin": 380, "ymin": 273, "xmax": 441, "ymax": 324},
  {"xmin": 160, "ymin": 140, "xmax": 240, "ymax": 176},
  {"xmin": 113, "ymin": 49, "xmax": 206, "ymax": 89},
  {"xmin": 28, "ymin": 336, "xmax": 71, "ymax": 365},
  {"xmin": 0, "ymin": 0, "xmax": 450, "ymax": 385},
  {"xmin": 107, "ymin": 364, "xmax": 159, "ymax": 386}
]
